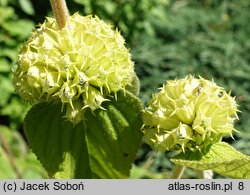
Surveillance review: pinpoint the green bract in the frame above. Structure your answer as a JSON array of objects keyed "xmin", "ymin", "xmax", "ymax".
[
  {"xmin": 14, "ymin": 13, "xmax": 135, "ymax": 124},
  {"xmin": 143, "ymin": 75, "xmax": 239, "ymax": 152}
]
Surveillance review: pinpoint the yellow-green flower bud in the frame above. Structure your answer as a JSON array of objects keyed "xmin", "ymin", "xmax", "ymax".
[
  {"xmin": 143, "ymin": 75, "xmax": 239, "ymax": 152},
  {"xmin": 14, "ymin": 13, "xmax": 135, "ymax": 124}
]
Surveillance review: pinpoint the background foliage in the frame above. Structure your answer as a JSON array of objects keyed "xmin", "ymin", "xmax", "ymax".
[{"xmin": 0, "ymin": 0, "xmax": 249, "ymax": 178}]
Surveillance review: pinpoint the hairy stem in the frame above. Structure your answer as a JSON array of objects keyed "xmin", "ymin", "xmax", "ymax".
[
  {"xmin": 197, "ymin": 169, "xmax": 214, "ymax": 179},
  {"xmin": 0, "ymin": 131, "xmax": 22, "ymax": 178},
  {"xmin": 171, "ymin": 165, "xmax": 185, "ymax": 179},
  {"xmin": 49, "ymin": 0, "xmax": 69, "ymax": 29}
]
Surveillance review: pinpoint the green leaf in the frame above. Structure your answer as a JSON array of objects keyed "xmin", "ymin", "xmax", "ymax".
[
  {"xmin": 19, "ymin": 0, "xmax": 34, "ymax": 15},
  {"xmin": 171, "ymin": 142, "xmax": 250, "ymax": 178},
  {"xmin": 0, "ymin": 59, "xmax": 10, "ymax": 72},
  {"xmin": 2, "ymin": 19, "xmax": 34, "ymax": 39},
  {"xmin": 0, "ymin": 75, "xmax": 14, "ymax": 106},
  {"xmin": 0, "ymin": 0, "xmax": 8, "ymax": 7},
  {"xmin": 24, "ymin": 91, "xmax": 143, "ymax": 178},
  {"xmin": 125, "ymin": 75, "xmax": 140, "ymax": 97}
]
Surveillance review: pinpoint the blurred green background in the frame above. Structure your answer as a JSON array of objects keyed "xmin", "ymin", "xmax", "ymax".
[{"xmin": 0, "ymin": 0, "xmax": 249, "ymax": 178}]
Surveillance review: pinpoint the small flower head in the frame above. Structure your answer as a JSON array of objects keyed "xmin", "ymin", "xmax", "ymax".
[
  {"xmin": 14, "ymin": 13, "xmax": 135, "ymax": 124},
  {"xmin": 143, "ymin": 75, "xmax": 239, "ymax": 153}
]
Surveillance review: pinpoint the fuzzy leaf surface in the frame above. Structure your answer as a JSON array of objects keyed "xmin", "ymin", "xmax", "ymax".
[
  {"xmin": 171, "ymin": 142, "xmax": 250, "ymax": 178},
  {"xmin": 24, "ymin": 92, "xmax": 143, "ymax": 178}
]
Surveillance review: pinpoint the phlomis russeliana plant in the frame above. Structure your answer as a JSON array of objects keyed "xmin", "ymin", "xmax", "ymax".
[{"xmin": 12, "ymin": 0, "xmax": 250, "ymax": 179}]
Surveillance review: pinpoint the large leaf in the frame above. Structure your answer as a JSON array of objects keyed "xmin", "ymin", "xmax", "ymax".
[
  {"xmin": 171, "ymin": 142, "xmax": 250, "ymax": 178},
  {"xmin": 24, "ymin": 92, "xmax": 143, "ymax": 178}
]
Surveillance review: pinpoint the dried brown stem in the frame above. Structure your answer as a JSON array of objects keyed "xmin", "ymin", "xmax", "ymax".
[{"xmin": 49, "ymin": 0, "xmax": 69, "ymax": 29}]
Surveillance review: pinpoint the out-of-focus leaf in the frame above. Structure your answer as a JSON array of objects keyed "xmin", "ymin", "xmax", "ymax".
[
  {"xmin": 2, "ymin": 20, "xmax": 34, "ymax": 39},
  {"xmin": 0, "ymin": 147, "xmax": 16, "ymax": 178},
  {"xmin": 0, "ymin": 125, "xmax": 48, "ymax": 178},
  {"xmin": 0, "ymin": 59, "xmax": 11, "ymax": 72},
  {"xmin": 0, "ymin": 0, "xmax": 8, "ymax": 6},
  {"xmin": 0, "ymin": 7, "xmax": 14, "ymax": 22},
  {"xmin": 0, "ymin": 75, "xmax": 14, "ymax": 106},
  {"xmin": 19, "ymin": 0, "xmax": 34, "ymax": 15}
]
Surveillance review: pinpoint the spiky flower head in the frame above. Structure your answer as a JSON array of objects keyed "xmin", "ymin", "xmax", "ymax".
[
  {"xmin": 143, "ymin": 75, "xmax": 239, "ymax": 153},
  {"xmin": 14, "ymin": 13, "xmax": 135, "ymax": 124}
]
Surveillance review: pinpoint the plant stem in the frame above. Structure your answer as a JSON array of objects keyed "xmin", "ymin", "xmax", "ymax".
[
  {"xmin": 49, "ymin": 0, "xmax": 69, "ymax": 29},
  {"xmin": 197, "ymin": 170, "xmax": 214, "ymax": 179},
  {"xmin": 171, "ymin": 165, "xmax": 185, "ymax": 179},
  {"xmin": 0, "ymin": 131, "xmax": 22, "ymax": 178},
  {"xmin": 142, "ymin": 151, "xmax": 155, "ymax": 170}
]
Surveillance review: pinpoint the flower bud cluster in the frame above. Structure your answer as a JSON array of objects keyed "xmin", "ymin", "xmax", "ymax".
[
  {"xmin": 143, "ymin": 75, "xmax": 239, "ymax": 152},
  {"xmin": 14, "ymin": 13, "xmax": 135, "ymax": 124}
]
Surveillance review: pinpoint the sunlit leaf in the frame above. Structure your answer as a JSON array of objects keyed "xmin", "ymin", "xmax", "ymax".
[{"xmin": 24, "ymin": 91, "xmax": 143, "ymax": 178}]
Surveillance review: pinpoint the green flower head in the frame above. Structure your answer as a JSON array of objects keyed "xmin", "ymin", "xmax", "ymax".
[
  {"xmin": 143, "ymin": 75, "xmax": 239, "ymax": 153},
  {"xmin": 14, "ymin": 13, "xmax": 135, "ymax": 124}
]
